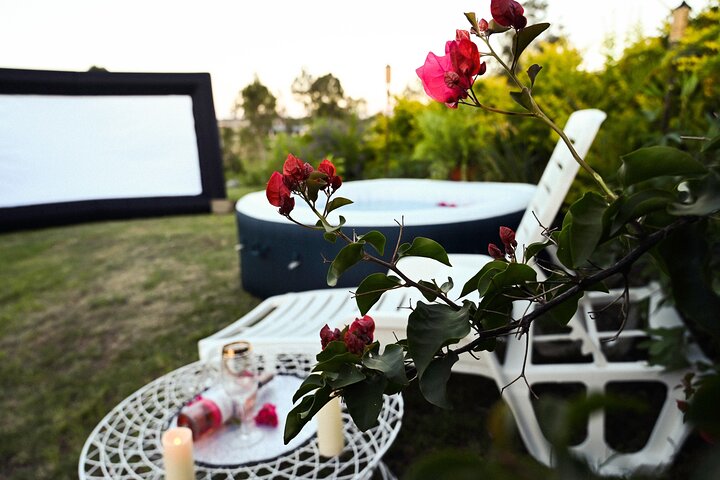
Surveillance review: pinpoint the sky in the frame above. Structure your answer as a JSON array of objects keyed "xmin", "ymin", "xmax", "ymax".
[{"xmin": 0, "ymin": 0, "xmax": 712, "ymax": 119}]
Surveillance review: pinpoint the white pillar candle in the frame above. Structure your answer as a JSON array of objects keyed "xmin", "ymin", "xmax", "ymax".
[
  {"xmin": 162, "ymin": 427, "xmax": 195, "ymax": 480},
  {"xmin": 317, "ymin": 396, "xmax": 344, "ymax": 457}
]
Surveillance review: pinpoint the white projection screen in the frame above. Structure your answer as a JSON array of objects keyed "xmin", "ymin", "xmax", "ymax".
[{"xmin": 0, "ymin": 69, "xmax": 225, "ymax": 232}]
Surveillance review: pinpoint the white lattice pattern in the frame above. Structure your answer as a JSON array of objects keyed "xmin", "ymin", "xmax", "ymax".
[{"xmin": 79, "ymin": 351, "xmax": 403, "ymax": 479}]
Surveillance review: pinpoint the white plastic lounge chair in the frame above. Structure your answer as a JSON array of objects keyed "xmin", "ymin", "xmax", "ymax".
[
  {"xmin": 198, "ymin": 108, "xmax": 607, "ymax": 361},
  {"xmin": 202, "ymin": 109, "xmax": 710, "ymax": 476},
  {"xmin": 359, "ymin": 107, "xmax": 702, "ymax": 473}
]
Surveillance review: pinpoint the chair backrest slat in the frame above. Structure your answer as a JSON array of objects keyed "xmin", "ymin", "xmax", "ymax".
[{"xmin": 515, "ymin": 109, "xmax": 607, "ymax": 248}]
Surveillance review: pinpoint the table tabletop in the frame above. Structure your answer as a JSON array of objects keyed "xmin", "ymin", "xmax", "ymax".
[{"xmin": 78, "ymin": 351, "xmax": 403, "ymax": 480}]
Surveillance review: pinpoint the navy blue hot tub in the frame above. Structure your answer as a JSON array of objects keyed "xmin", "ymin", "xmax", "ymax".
[{"xmin": 236, "ymin": 179, "xmax": 535, "ymax": 298}]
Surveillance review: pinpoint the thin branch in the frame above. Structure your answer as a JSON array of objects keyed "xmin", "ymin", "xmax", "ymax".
[
  {"xmin": 450, "ymin": 216, "xmax": 696, "ymax": 357},
  {"xmin": 391, "ymin": 217, "xmax": 405, "ymax": 264},
  {"xmin": 598, "ymin": 277, "xmax": 631, "ymax": 344}
]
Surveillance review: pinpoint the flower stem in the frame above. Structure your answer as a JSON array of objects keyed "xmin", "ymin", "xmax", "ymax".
[
  {"xmin": 533, "ymin": 108, "xmax": 618, "ymax": 201},
  {"xmin": 480, "ymin": 35, "xmax": 618, "ymax": 202}
]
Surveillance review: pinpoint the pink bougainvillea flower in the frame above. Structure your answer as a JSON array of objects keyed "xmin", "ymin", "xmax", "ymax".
[
  {"xmin": 490, "ymin": 0, "xmax": 527, "ymax": 30},
  {"xmin": 254, "ymin": 403, "xmax": 278, "ymax": 427},
  {"xmin": 266, "ymin": 171, "xmax": 294, "ymax": 215},
  {"xmin": 320, "ymin": 324, "xmax": 342, "ymax": 349},
  {"xmin": 416, "ymin": 51, "xmax": 465, "ymax": 108},
  {"xmin": 417, "ymin": 32, "xmax": 483, "ymax": 108},
  {"xmin": 282, "ymin": 153, "xmax": 313, "ymax": 190},
  {"xmin": 488, "ymin": 243, "xmax": 504, "ymax": 260},
  {"xmin": 318, "ymin": 159, "xmax": 342, "ymax": 191}
]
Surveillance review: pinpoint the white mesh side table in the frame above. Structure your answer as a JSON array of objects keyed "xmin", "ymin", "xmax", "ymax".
[{"xmin": 79, "ymin": 350, "xmax": 403, "ymax": 480}]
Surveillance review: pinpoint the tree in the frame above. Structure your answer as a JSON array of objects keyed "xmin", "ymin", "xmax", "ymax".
[
  {"xmin": 232, "ymin": 76, "xmax": 278, "ymax": 136},
  {"xmin": 292, "ymin": 69, "xmax": 353, "ymax": 118},
  {"xmin": 224, "ymin": 77, "xmax": 280, "ymax": 181}
]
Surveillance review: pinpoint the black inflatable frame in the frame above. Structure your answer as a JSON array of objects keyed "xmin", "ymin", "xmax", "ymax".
[{"xmin": 0, "ymin": 68, "xmax": 225, "ymax": 232}]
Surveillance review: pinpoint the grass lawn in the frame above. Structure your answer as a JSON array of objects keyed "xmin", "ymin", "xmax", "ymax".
[{"xmin": 0, "ymin": 207, "xmax": 714, "ymax": 479}]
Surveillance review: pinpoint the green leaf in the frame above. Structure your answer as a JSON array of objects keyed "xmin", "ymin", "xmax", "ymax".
[
  {"xmin": 459, "ymin": 260, "xmax": 506, "ymax": 298},
  {"xmin": 656, "ymin": 220, "xmax": 720, "ymax": 340},
  {"xmin": 419, "ymin": 352, "xmax": 459, "ymax": 409},
  {"xmin": 313, "ymin": 341, "xmax": 360, "ymax": 373},
  {"xmin": 316, "ymin": 341, "xmax": 346, "ymax": 361},
  {"xmin": 640, "ymin": 327, "xmax": 690, "ymax": 370},
  {"xmin": 323, "ymin": 232, "xmax": 337, "ymax": 243},
  {"xmin": 418, "ymin": 280, "xmax": 440, "ymax": 302},
  {"xmin": 524, "ymin": 240, "xmax": 551, "ymax": 261},
  {"xmin": 327, "ymin": 364, "xmax": 366, "ymax": 389},
  {"xmin": 284, "ymin": 386, "xmax": 331, "ymax": 444},
  {"xmin": 397, "ymin": 237, "xmax": 451, "ymax": 266},
  {"xmin": 344, "ymin": 375, "xmax": 388, "ymax": 431},
  {"xmin": 407, "ymin": 302, "xmax": 472, "ymax": 377},
  {"xmin": 292, "ymin": 373, "xmax": 325, "ymax": 403},
  {"xmin": 440, "ymin": 277, "xmax": 454, "ymax": 294},
  {"xmin": 305, "ymin": 171, "xmax": 328, "ymax": 202},
  {"xmin": 511, "ymin": 23, "xmax": 550, "ymax": 69},
  {"xmin": 668, "ymin": 172, "xmax": 720, "ymax": 216},
  {"xmin": 509, "ymin": 89, "xmax": 533, "ymax": 111},
  {"xmin": 483, "ymin": 262, "xmax": 537, "ymax": 296},
  {"xmin": 362, "ymin": 344, "xmax": 408, "ymax": 386},
  {"xmin": 464, "ymin": 12, "xmax": 480, "ymax": 35},
  {"xmin": 701, "ymin": 133, "xmax": 720, "ymax": 153},
  {"xmin": 527, "ymin": 63, "xmax": 542, "ymax": 87},
  {"xmin": 611, "ymin": 189, "xmax": 676, "ymax": 235},
  {"xmin": 487, "ymin": 19, "xmax": 511, "ymax": 34},
  {"xmin": 535, "ymin": 288, "xmax": 583, "ymax": 327},
  {"xmin": 326, "ymin": 196, "xmax": 353, "ymax": 214},
  {"xmin": 355, "ymin": 273, "xmax": 401, "ymax": 315},
  {"xmin": 476, "ymin": 294, "xmax": 515, "ymax": 330},
  {"xmin": 555, "ymin": 192, "xmax": 608, "ymax": 268},
  {"xmin": 322, "ymin": 215, "xmax": 347, "ymax": 233},
  {"xmin": 327, "ymin": 242, "xmax": 364, "ymax": 287},
  {"xmin": 687, "ymin": 373, "xmax": 720, "ymax": 437},
  {"xmin": 619, "ymin": 146, "xmax": 707, "ymax": 187},
  {"xmin": 357, "ymin": 230, "xmax": 386, "ymax": 256}
]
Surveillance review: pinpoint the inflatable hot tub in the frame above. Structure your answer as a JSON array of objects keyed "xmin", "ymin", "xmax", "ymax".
[{"xmin": 236, "ymin": 179, "xmax": 536, "ymax": 298}]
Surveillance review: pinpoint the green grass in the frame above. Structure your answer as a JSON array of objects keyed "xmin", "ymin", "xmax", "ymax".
[
  {"xmin": 0, "ymin": 214, "xmax": 260, "ymax": 479},
  {"xmin": 0, "ymin": 210, "xmax": 715, "ymax": 479}
]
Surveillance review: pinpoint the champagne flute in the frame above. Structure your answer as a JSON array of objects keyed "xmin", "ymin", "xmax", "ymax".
[{"xmin": 220, "ymin": 341, "xmax": 262, "ymax": 445}]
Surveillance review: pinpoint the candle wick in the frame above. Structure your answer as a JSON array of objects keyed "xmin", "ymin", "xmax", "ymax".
[{"xmin": 173, "ymin": 438, "xmax": 182, "ymax": 446}]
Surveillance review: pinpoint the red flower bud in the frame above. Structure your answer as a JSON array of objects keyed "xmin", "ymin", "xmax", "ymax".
[
  {"xmin": 278, "ymin": 195, "xmax": 295, "ymax": 216},
  {"xmin": 499, "ymin": 226, "xmax": 517, "ymax": 248},
  {"xmin": 320, "ymin": 324, "xmax": 342, "ymax": 349},
  {"xmin": 478, "ymin": 18, "xmax": 489, "ymax": 33},
  {"xmin": 488, "ymin": 243, "xmax": 504, "ymax": 260},
  {"xmin": 490, "ymin": 0, "xmax": 527, "ymax": 30},
  {"xmin": 318, "ymin": 159, "xmax": 342, "ymax": 192}
]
